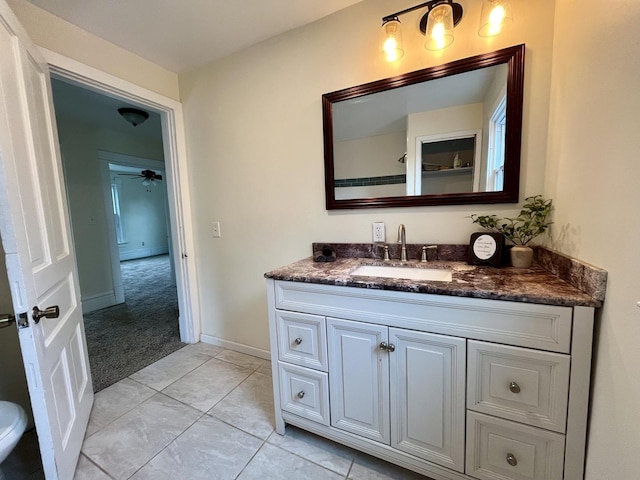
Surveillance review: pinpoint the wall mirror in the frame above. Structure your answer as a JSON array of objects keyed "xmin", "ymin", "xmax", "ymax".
[{"xmin": 322, "ymin": 44, "xmax": 525, "ymax": 209}]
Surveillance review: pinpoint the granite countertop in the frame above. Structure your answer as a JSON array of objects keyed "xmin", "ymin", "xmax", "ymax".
[{"xmin": 264, "ymin": 244, "xmax": 606, "ymax": 308}]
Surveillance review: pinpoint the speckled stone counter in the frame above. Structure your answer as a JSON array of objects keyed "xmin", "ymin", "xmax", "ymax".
[{"xmin": 264, "ymin": 244, "xmax": 606, "ymax": 308}]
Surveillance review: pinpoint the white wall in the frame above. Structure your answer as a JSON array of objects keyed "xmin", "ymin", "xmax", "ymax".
[
  {"xmin": 114, "ymin": 172, "xmax": 170, "ymax": 261},
  {"xmin": 178, "ymin": 0, "xmax": 556, "ymax": 352},
  {"xmin": 6, "ymin": 0, "xmax": 179, "ymax": 100},
  {"xmin": 545, "ymin": 0, "xmax": 640, "ymax": 477},
  {"xmin": 56, "ymin": 116, "xmax": 164, "ymax": 302}
]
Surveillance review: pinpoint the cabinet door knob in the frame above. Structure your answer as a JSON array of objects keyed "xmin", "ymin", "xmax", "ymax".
[
  {"xmin": 387, "ymin": 343, "xmax": 396, "ymax": 352},
  {"xmin": 509, "ymin": 381, "xmax": 521, "ymax": 394},
  {"xmin": 506, "ymin": 453, "xmax": 518, "ymax": 466},
  {"xmin": 294, "ymin": 337, "xmax": 303, "ymax": 345},
  {"xmin": 297, "ymin": 391, "xmax": 305, "ymax": 399},
  {"xmin": 379, "ymin": 342, "xmax": 388, "ymax": 351}
]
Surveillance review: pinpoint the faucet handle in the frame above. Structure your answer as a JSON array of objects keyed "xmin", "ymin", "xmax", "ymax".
[
  {"xmin": 421, "ymin": 245, "xmax": 438, "ymax": 262},
  {"xmin": 383, "ymin": 245, "xmax": 390, "ymax": 261}
]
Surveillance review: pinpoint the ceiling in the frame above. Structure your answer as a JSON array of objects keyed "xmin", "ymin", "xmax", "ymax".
[
  {"xmin": 51, "ymin": 78, "xmax": 163, "ymax": 142},
  {"xmin": 333, "ymin": 64, "xmax": 506, "ymax": 142},
  {"xmin": 28, "ymin": 0, "xmax": 364, "ymax": 73}
]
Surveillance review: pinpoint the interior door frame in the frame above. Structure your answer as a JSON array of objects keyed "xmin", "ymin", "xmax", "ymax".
[{"xmin": 43, "ymin": 48, "xmax": 200, "ymax": 344}]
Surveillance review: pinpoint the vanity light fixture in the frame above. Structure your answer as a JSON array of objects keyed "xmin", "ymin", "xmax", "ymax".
[
  {"xmin": 478, "ymin": 0, "xmax": 513, "ymax": 37},
  {"xmin": 117, "ymin": 107, "xmax": 149, "ymax": 127},
  {"xmin": 379, "ymin": 0, "xmax": 463, "ymax": 61}
]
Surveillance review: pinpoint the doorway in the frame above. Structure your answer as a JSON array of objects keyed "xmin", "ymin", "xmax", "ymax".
[{"xmin": 49, "ymin": 78, "xmax": 190, "ymax": 392}]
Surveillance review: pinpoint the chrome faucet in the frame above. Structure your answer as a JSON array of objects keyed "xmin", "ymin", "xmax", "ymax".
[{"xmin": 397, "ymin": 224, "xmax": 407, "ymax": 261}]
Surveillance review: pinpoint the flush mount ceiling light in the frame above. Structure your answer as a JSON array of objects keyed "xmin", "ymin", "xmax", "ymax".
[
  {"xmin": 379, "ymin": 0, "xmax": 513, "ymax": 62},
  {"xmin": 117, "ymin": 107, "xmax": 149, "ymax": 127}
]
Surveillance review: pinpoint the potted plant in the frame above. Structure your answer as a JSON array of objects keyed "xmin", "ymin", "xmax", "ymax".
[{"xmin": 469, "ymin": 195, "xmax": 553, "ymax": 268}]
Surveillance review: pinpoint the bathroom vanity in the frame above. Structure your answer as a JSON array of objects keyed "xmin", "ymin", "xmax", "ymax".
[{"xmin": 265, "ymin": 245, "xmax": 605, "ymax": 480}]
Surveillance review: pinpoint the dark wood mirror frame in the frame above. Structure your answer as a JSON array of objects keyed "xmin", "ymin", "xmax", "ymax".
[{"xmin": 322, "ymin": 44, "xmax": 525, "ymax": 210}]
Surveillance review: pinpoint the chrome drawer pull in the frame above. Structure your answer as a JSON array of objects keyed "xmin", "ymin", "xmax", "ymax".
[
  {"xmin": 387, "ymin": 343, "xmax": 396, "ymax": 352},
  {"xmin": 506, "ymin": 453, "xmax": 518, "ymax": 466},
  {"xmin": 509, "ymin": 381, "xmax": 521, "ymax": 394},
  {"xmin": 294, "ymin": 337, "xmax": 303, "ymax": 345},
  {"xmin": 297, "ymin": 391, "xmax": 305, "ymax": 399},
  {"xmin": 379, "ymin": 342, "xmax": 388, "ymax": 351}
]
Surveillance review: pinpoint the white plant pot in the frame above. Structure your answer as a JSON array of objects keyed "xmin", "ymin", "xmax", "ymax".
[{"xmin": 510, "ymin": 245, "xmax": 534, "ymax": 268}]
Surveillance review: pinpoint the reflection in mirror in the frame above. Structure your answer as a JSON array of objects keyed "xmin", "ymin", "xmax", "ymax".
[{"xmin": 323, "ymin": 44, "xmax": 524, "ymax": 209}]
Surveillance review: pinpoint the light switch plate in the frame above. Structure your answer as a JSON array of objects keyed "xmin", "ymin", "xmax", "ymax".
[{"xmin": 213, "ymin": 222, "xmax": 221, "ymax": 238}]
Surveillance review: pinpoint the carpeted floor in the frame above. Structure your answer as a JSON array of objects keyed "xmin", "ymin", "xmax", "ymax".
[{"xmin": 83, "ymin": 254, "xmax": 185, "ymax": 392}]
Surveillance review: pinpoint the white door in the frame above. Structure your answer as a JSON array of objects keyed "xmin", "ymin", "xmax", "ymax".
[
  {"xmin": 327, "ymin": 317, "xmax": 390, "ymax": 444},
  {"xmin": 389, "ymin": 328, "xmax": 465, "ymax": 472},
  {"xmin": 0, "ymin": 2, "xmax": 93, "ymax": 479}
]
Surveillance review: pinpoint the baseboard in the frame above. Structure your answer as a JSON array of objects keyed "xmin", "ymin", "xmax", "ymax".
[
  {"xmin": 82, "ymin": 291, "xmax": 116, "ymax": 313},
  {"xmin": 119, "ymin": 247, "xmax": 169, "ymax": 261},
  {"xmin": 200, "ymin": 334, "xmax": 270, "ymax": 360}
]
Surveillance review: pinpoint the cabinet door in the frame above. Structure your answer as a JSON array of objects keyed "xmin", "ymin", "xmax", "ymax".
[
  {"xmin": 389, "ymin": 328, "xmax": 466, "ymax": 473},
  {"xmin": 327, "ymin": 317, "xmax": 390, "ymax": 444}
]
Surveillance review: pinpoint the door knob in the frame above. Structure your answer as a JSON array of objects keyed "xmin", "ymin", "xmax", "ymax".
[
  {"xmin": 0, "ymin": 313, "xmax": 16, "ymax": 328},
  {"xmin": 32, "ymin": 305, "xmax": 60, "ymax": 324}
]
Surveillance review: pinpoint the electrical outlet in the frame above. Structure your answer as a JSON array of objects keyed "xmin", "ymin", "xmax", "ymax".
[
  {"xmin": 212, "ymin": 222, "xmax": 221, "ymax": 238},
  {"xmin": 373, "ymin": 222, "xmax": 386, "ymax": 243}
]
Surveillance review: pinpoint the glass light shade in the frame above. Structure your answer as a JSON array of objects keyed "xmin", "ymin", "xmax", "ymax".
[
  {"xmin": 379, "ymin": 18, "xmax": 404, "ymax": 62},
  {"xmin": 425, "ymin": 3, "xmax": 455, "ymax": 51},
  {"xmin": 478, "ymin": 0, "xmax": 513, "ymax": 37}
]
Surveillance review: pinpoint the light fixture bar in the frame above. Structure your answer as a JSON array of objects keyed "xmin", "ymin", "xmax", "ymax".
[{"xmin": 382, "ymin": 0, "xmax": 463, "ymax": 31}]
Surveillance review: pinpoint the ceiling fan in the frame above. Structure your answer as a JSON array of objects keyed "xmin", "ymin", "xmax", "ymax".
[{"xmin": 118, "ymin": 169, "xmax": 163, "ymax": 187}]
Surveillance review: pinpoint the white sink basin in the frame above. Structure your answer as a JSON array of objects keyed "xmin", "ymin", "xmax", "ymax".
[{"xmin": 350, "ymin": 265, "xmax": 452, "ymax": 282}]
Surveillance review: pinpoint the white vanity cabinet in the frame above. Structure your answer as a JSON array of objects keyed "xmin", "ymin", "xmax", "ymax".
[
  {"xmin": 327, "ymin": 318, "xmax": 465, "ymax": 472},
  {"xmin": 266, "ymin": 279, "xmax": 595, "ymax": 480}
]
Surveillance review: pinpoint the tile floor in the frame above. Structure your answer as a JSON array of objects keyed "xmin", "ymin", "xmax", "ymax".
[{"xmin": 7, "ymin": 343, "xmax": 433, "ymax": 479}]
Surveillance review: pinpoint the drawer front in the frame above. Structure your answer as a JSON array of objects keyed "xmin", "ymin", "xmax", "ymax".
[
  {"xmin": 276, "ymin": 310, "xmax": 327, "ymax": 371},
  {"xmin": 274, "ymin": 281, "xmax": 573, "ymax": 353},
  {"xmin": 468, "ymin": 341, "xmax": 570, "ymax": 433},
  {"xmin": 466, "ymin": 412, "xmax": 565, "ymax": 480},
  {"xmin": 279, "ymin": 362, "xmax": 330, "ymax": 426}
]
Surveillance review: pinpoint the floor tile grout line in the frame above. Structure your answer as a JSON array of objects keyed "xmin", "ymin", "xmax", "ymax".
[
  {"xmin": 201, "ymin": 368, "xmax": 266, "ymax": 417},
  {"xmin": 266, "ymin": 428, "xmax": 359, "ymax": 478},
  {"xmin": 233, "ymin": 435, "xmax": 269, "ymax": 479},
  {"xmin": 251, "ymin": 440, "xmax": 350, "ymax": 479},
  {"xmin": 201, "ymin": 410, "xmax": 274, "ymax": 444},
  {"xmin": 78, "ymin": 452, "xmax": 116, "ymax": 480},
  {"xmin": 84, "ymin": 377, "xmax": 158, "ymax": 440},
  {"xmin": 122, "ymin": 410, "xmax": 208, "ymax": 479}
]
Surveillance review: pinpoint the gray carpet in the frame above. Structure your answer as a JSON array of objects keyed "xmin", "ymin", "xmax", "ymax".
[{"xmin": 83, "ymin": 254, "xmax": 185, "ymax": 392}]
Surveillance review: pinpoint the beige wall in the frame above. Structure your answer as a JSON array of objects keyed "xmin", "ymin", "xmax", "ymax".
[
  {"xmin": 6, "ymin": 0, "xmax": 179, "ymax": 100},
  {"xmin": 546, "ymin": 0, "xmax": 640, "ymax": 477},
  {"xmin": 178, "ymin": 0, "xmax": 555, "ymax": 351}
]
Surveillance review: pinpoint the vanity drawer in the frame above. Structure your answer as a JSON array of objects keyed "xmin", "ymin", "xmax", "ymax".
[
  {"xmin": 278, "ymin": 362, "xmax": 330, "ymax": 426},
  {"xmin": 466, "ymin": 412, "xmax": 565, "ymax": 480},
  {"xmin": 276, "ymin": 310, "xmax": 328, "ymax": 371},
  {"xmin": 467, "ymin": 341, "xmax": 570, "ymax": 433}
]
